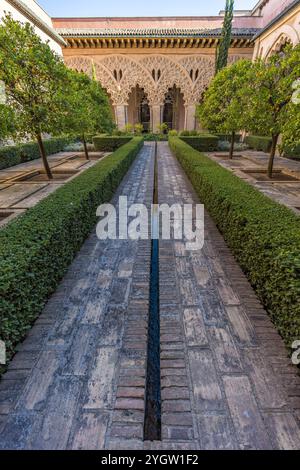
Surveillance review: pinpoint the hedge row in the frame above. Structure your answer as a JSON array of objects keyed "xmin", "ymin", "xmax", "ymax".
[
  {"xmin": 0, "ymin": 137, "xmax": 143, "ymax": 368},
  {"xmin": 215, "ymin": 133, "xmax": 242, "ymax": 143},
  {"xmin": 93, "ymin": 136, "xmax": 132, "ymax": 151},
  {"xmin": 245, "ymin": 135, "xmax": 272, "ymax": 152},
  {"xmin": 169, "ymin": 137, "xmax": 300, "ymax": 348},
  {"xmin": 180, "ymin": 135, "xmax": 219, "ymax": 152},
  {"xmin": 0, "ymin": 136, "xmax": 74, "ymax": 170},
  {"xmin": 282, "ymin": 143, "xmax": 300, "ymax": 160}
]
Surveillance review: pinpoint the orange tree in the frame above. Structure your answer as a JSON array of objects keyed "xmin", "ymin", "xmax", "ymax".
[
  {"xmin": 245, "ymin": 45, "xmax": 300, "ymax": 177},
  {"xmin": 197, "ymin": 59, "xmax": 252, "ymax": 158},
  {"xmin": 63, "ymin": 69, "xmax": 114, "ymax": 159},
  {"xmin": 0, "ymin": 15, "xmax": 70, "ymax": 179}
]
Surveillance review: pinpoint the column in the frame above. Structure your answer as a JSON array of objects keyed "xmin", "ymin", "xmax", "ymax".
[
  {"xmin": 184, "ymin": 104, "xmax": 196, "ymax": 131},
  {"xmin": 151, "ymin": 105, "xmax": 162, "ymax": 133},
  {"xmin": 115, "ymin": 104, "xmax": 128, "ymax": 130}
]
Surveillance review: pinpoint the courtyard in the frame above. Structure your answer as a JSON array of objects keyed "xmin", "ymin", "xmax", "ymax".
[
  {"xmin": 0, "ymin": 0, "xmax": 300, "ymax": 456},
  {"xmin": 1, "ymin": 142, "xmax": 300, "ymax": 450}
]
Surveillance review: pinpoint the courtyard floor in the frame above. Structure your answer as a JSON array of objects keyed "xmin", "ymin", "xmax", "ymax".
[
  {"xmin": 207, "ymin": 150, "xmax": 300, "ymax": 214},
  {"xmin": 0, "ymin": 142, "xmax": 300, "ymax": 450},
  {"xmin": 0, "ymin": 150, "xmax": 108, "ymax": 226}
]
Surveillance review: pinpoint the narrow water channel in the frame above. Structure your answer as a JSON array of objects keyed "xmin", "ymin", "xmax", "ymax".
[{"xmin": 143, "ymin": 141, "xmax": 161, "ymax": 441}]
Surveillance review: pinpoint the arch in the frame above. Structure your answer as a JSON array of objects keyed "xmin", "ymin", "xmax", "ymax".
[
  {"xmin": 264, "ymin": 24, "xmax": 300, "ymax": 60},
  {"xmin": 64, "ymin": 56, "xmax": 121, "ymax": 105},
  {"xmin": 139, "ymin": 55, "xmax": 194, "ymax": 104},
  {"xmin": 65, "ymin": 54, "xmax": 216, "ymax": 107},
  {"xmin": 178, "ymin": 56, "xmax": 215, "ymax": 103},
  {"xmin": 97, "ymin": 55, "xmax": 156, "ymax": 105}
]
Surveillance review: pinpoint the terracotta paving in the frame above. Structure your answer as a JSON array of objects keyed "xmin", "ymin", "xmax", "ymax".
[
  {"xmin": 0, "ymin": 151, "xmax": 108, "ymax": 226},
  {"xmin": 0, "ymin": 142, "xmax": 300, "ymax": 450},
  {"xmin": 208, "ymin": 150, "xmax": 300, "ymax": 215}
]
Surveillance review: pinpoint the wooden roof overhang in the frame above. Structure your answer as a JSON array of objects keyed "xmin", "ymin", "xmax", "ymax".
[{"xmin": 57, "ymin": 28, "xmax": 258, "ymax": 49}]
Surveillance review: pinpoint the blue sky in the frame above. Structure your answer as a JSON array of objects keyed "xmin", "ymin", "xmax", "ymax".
[{"xmin": 39, "ymin": 0, "xmax": 256, "ymax": 18}]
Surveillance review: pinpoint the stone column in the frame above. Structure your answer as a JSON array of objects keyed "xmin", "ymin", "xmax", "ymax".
[
  {"xmin": 184, "ymin": 104, "xmax": 196, "ymax": 131},
  {"xmin": 151, "ymin": 105, "xmax": 162, "ymax": 133},
  {"xmin": 115, "ymin": 104, "xmax": 128, "ymax": 130}
]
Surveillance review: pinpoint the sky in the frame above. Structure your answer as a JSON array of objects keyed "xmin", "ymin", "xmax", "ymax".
[{"xmin": 38, "ymin": 0, "xmax": 257, "ymax": 18}]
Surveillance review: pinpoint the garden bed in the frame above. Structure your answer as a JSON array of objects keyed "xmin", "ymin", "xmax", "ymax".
[
  {"xmin": 0, "ymin": 210, "xmax": 14, "ymax": 222},
  {"xmin": 14, "ymin": 170, "xmax": 79, "ymax": 182},
  {"xmin": 213, "ymin": 153, "xmax": 243, "ymax": 159},
  {"xmin": 242, "ymin": 169, "xmax": 300, "ymax": 182}
]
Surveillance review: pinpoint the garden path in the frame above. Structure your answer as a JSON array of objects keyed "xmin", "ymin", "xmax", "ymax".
[{"xmin": 0, "ymin": 142, "xmax": 299, "ymax": 450}]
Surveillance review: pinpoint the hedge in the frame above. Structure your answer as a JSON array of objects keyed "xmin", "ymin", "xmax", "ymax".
[
  {"xmin": 93, "ymin": 136, "xmax": 132, "ymax": 151},
  {"xmin": 0, "ymin": 137, "xmax": 143, "ymax": 369},
  {"xmin": 282, "ymin": 143, "xmax": 300, "ymax": 160},
  {"xmin": 180, "ymin": 135, "xmax": 219, "ymax": 152},
  {"xmin": 215, "ymin": 133, "xmax": 242, "ymax": 143},
  {"xmin": 169, "ymin": 137, "xmax": 300, "ymax": 348},
  {"xmin": 245, "ymin": 135, "xmax": 272, "ymax": 152},
  {"xmin": 0, "ymin": 136, "xmax": 74, "ymax": 170}
]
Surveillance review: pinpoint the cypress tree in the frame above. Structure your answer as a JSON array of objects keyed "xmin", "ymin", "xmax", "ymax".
[{"xmin": 215, "ymin": 0, "xmax": 234, "ymax": 74}]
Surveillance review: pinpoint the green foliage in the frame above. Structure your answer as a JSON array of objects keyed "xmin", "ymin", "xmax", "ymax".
[
  {"xmin": 0, "ymin": 15, "xmax": 69, "ymax": 138},
  {"xmin": 245, "ymin": 135, "xmax": 272, "ymax": 152},
  {"xmin": 282, "ymin": 102, "xmax": 300, "ymax": 154},
  {"xmin": 124, "ymin": 123, "xmax": 134, "ymax": 134},
  {"xmin": 197, "ymin": 59, "xmax": 252, "ymax": 137},
  {"xmin": 0, "ymin": 104, "xmax": 16, "ymax": 140},
  {"xmin": 244, "ymin": 45, "xmax": 300, "ymax": 175},
  {"xmin": 281, "ymin": 142, "xmax": 300, "ymax": 160},
  {"xmin": 0, "ymin": 14, "xmax": 72, "ymax": 177},
  {"xmin": 169, "ymin": 137, "xmax": 300, "ymax": 348},
  {"xmin": 168, "ymin": 130, "xmax": 178, "ymax": 136},
  {"xmin": 0, "ymin": 136, "xmax": 73, "ymax": 170},
  {"xmin": 157, "ymin": 122, "xmax": 169, "ymax": 134},
  {"xmin": 180, "ymin": 135, "xmax": 219, "ymax": 152},
  {"xmin": 63, "ymin": 69, "xmax": 114, "ymax": 141},
  {"xmin": 0, "ymin": 137, "xmax": 143, "ymax": 369},
  {"xmin": 215, "ymin": 133, "xmax": 242, "ymax": 142},
  {"xmin": 245, "ymin": 46, "xmax": 300, "ymax": 138},
  {"xmin": 215, "ymin": 0, "xmax": 234, "ymax": 73},
  {"xmin": 93, "ymin": 136, "xmax": 132, "ymax": 151},
  {"xmin": 142, "ymin": 133, "xmax": 168, "ymax": 141},
  {"xmin": 134, "ymin": 123, "xmax": 144, "ymax": 135}
]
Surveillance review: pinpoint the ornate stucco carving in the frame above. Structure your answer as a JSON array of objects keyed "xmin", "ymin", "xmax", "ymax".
[{"xmin": 65, "ymin": 53, "xmax": 243, "ymax": 106}]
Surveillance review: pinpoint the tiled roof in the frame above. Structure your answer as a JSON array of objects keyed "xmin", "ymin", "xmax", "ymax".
[{"xmin": 56, "ymin": 27, "xmax": 260, "ymax": 38}]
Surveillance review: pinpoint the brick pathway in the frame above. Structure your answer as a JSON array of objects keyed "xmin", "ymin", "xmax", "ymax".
[{"xmin": 0, "ymin": 142, "xmax": 300, "ymax": 450}]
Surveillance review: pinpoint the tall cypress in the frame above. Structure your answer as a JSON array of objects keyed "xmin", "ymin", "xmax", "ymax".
[{"xmin": 215, "ymin": 0, "xmax": 234, "ymax": 74}]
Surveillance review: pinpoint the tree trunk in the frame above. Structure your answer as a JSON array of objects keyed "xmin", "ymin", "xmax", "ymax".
[
  {"xmin": 36, "ymin": 133, "xmax": 52, "ymax": 180},
  {"xmin": 268, "ymin": 134, "xmax": 279, "ymax": 179},
  {"xmin": 82, "ymin": 134, "xmax": 89, "ymax": 160},
  {"xmin": 229, "ymin": 131, "xmax": 235, "ymax": 159}
]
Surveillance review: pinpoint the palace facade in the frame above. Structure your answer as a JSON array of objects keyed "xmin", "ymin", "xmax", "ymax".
[{"xmin": 2, "ymin": 1, "xmax": 299, "ymax": 131}]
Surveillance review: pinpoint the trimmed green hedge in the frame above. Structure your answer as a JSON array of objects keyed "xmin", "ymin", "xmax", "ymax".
[
  {"xmin": 0, "ymin": 136, "xmax": 73, "ymax": 170},
  {"xmin": 169, "ymin": 137, "xmax": 300, "ymax": 348},
  {"xmin": 0, "ymin": 137, "xmax": 143, "ymax": 368},
  {"xmin": 245, "ymin": 135, "xmax": 272, "ymax": 152},
  {"xmin": 282, "ymin": 143, "xmax": 300, "ymax": 160},
  {"xmin": 180, "ymin": 135, "xmax": 219, "ymax": 152},
  {"xmin": 215, "ymin": 133, "xmax": 242, "ymax": 143},
  {"xmin": 93, "ymin": 136, "xmax": 132, "ymax": 151}
]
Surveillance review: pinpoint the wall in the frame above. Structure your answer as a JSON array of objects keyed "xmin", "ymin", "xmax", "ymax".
[
  {"xmin": 0, "ymin": 0, "xmax": 63, "ymax": 55},
  {"xmin": 253, "ymin": 2, "xmax": 300, "ymax": 59}
]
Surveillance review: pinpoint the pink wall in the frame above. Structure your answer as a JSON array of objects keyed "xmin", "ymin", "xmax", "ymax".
[
  {"xmin": 52, "ymin": 15, "xmax": 261, "ymax": 30},
  {"xmin": 257, "ymin": 0, "xmax": 296, "ymax": 27}
]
